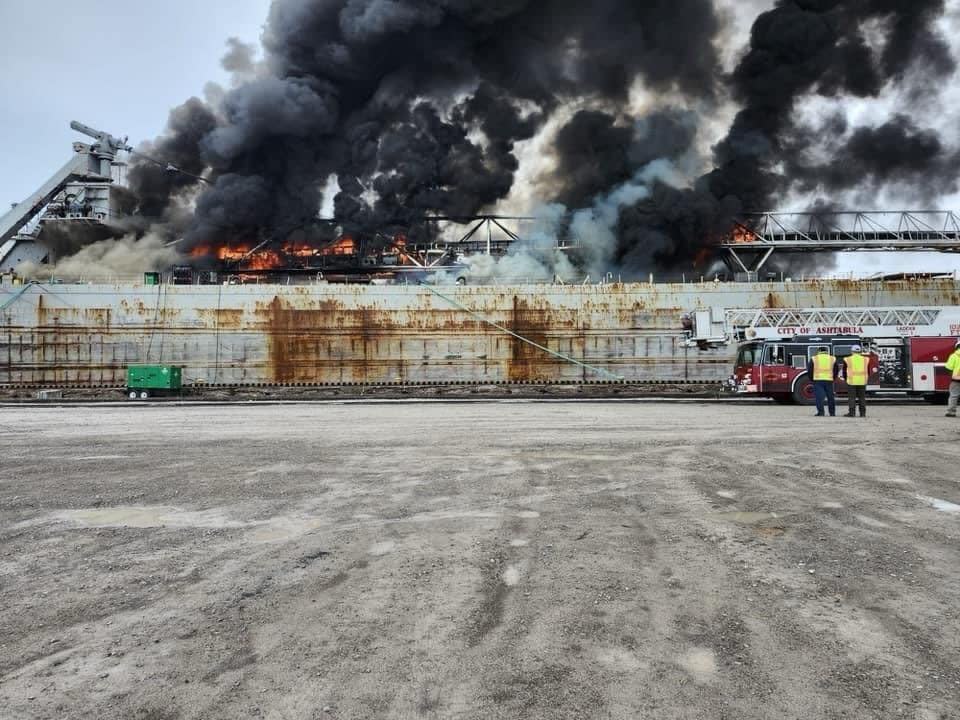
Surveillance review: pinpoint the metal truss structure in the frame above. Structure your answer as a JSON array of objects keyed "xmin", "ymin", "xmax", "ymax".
[
  {"xmin": 722, "ymin": 211, "xmax": 960, "ymax": 273},
  {"xmin": 372, "ymin": 211, "xmax": 960, "ymax": 271},
  {"xmin": 423, "ymin": 215, "xmax": 532, "ymax": 255},
  {"xmin": 683, "ymin": 306, "xmax": 949, "ymax": 348},
  {"xmin": 725, "ymin": 306, "xmax": 943, "ymax": 335}
]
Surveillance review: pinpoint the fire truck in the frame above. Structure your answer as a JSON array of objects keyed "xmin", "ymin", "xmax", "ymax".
[{"xmin": 718, "ymin": 307, "xmax": 960, "ymax": 404}]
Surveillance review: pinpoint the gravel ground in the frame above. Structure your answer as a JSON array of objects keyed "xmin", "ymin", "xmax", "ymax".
[
  {"xmin": 0, "ymin": 383, "xmax": 720, "ymax": 403},
  {"xmin": 0, "ymin": 401, "xmax": 958, "ymax": 719}
]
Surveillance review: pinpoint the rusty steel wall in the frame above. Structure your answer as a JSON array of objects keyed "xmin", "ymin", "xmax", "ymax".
[{"xmin": 1, "ymin": 279, "xmax": 957, "ymax": 387}]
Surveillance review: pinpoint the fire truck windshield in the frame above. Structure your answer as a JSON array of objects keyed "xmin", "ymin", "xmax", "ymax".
[
  {"xmin": 736, "ymin": 343, "xmax": 761, "ymax": 366},
  {"xmin": 764, "ymin": 345, "xmax": 786, "ymax": 365}
]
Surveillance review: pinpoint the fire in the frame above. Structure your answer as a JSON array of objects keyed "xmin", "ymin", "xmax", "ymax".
[
  {"xmin": 188, "ymin": 243, "xmax": 283, "ymax": 269},
  {"xmin": 280, "ymin": 242, "xmax": 317, "ymax": 258},
  {"xmin": 216, "ymin": 245, "xmax": 250, "ymax": 262},
  {"xmin": 729, "ymin": 225, "xmax": 756, "ymax": 244},
  {"xmin": 246, "ymin": 250, "xmax": 284, "ymax": 270},
  {"xmin": 319, "ymin": 236, "xmax": 356, "ymax": 256},
  {"xmin": 186, "ymin": 232, "xmax": 409, "ymax": 271}
]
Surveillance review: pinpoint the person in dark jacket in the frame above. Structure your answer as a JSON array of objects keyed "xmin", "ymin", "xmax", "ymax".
[{"xmin": 806, "ymin": 346, "xmax": 840, "ymax": 417}]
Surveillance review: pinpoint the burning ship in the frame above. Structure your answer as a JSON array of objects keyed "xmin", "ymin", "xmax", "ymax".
[
  {"xmin": 4, "ymin": 0, "xmax": 960, "ymax": 391},
  {"xmin": 4, "ymin": 271, "xmax": 960, "ymax": 389},
  {"xmin": 1, "ymin": 123, "xmax": 960, "ymax": 391}
]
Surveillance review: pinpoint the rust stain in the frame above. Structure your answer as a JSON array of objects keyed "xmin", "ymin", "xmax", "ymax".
[
  {"xmin": 4, "ymin": 278, "xmax": 959, "ymax": 387},
  {"xmin": 257, "ymin": 296, "xmax": 391, "ymax": 383},
  {"xmin": 120, "ymin": 299, "xmax": 150, "ymax": 315},
  {"xmin": 508, "ymin": 295, "xmax": 556, "ymax": 382},
  {"xmin": 198, "ymin": 308, "xmax": 244, "ymax": 329},
  {"xmin": 83, "ymin": 308, "xmax": 112, "ymax": 327}
]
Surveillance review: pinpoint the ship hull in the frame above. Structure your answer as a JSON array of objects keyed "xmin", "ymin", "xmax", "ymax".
[{"xmin": 1, "ymin": 279, "xmax": 956, "ymax": 387}]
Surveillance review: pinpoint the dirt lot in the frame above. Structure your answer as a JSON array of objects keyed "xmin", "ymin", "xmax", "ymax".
[
  {"xmin": 0, "ymin": 400, "xmax": 958, "ymax": 719},
  {"xmin": 0, "ymin": 382, "xmax": 719, "ymax": 403}
]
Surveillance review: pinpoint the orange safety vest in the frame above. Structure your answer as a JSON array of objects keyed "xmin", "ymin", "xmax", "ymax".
[
  {"xmin": 812, "ymin": 353, "xmax": 835, "ymax": 381},
  {"xmin": 844, "ymin": 353, "xmax": 868, "ymax": 386}
]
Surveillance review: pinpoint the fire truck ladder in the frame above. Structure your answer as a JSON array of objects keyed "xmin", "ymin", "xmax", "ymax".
[
  {"xmin": 722, "ymin": 211, "xmax": 960, "ymax": 274},
  {"xmin": 726, "ymin": 307, "xmax": 943, "ymax": 339}
]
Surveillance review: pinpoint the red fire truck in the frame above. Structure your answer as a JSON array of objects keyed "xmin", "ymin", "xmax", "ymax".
[{"xmin": 723, "ymin": 307, "xmax": 960, "ymax": 404}]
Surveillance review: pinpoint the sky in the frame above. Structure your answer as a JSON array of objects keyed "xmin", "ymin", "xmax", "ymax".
[
  {"xmin": 0, "ymin": 0, "xmax": 957, "ymax": 277},
  {"xmin": 0, "ymin": 0, "xmax": 270, "ymax": 209}
]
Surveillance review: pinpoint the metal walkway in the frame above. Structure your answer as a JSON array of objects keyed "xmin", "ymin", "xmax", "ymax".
[{"xmin": 722, "ymin": 211, "xmax": 960, "ymax": 273}]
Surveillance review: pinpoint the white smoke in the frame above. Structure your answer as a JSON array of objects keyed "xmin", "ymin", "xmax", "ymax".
[
  {"xmin": 454, "ymin": 204, "xmax": 578, "ymax": 284},
  {"xmin": 453, "ymin": 159, "xmax": 687, "ymax": 284},
  {"xmin": 16, "ymin": 233, "xmax": 182, "ymax": 281}
]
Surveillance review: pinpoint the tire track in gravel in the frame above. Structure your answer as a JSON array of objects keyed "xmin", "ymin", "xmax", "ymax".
[{"xmin": 683, "ymin": 438, "xmax": 960, "ymax": 718}]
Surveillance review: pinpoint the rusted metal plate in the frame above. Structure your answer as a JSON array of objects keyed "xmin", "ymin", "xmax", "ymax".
[{"xmin": 1, "ymin": 279, "xmax": 957, "ymax": 386}]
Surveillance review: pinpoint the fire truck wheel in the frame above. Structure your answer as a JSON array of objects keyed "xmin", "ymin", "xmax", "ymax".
[{"xmin": 792, "ymin": 377, "xmax": 816, "ymax": 405}]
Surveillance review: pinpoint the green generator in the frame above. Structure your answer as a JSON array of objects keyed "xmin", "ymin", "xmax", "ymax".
[{"xmin": 126, "ymin": 365, "xmax": 182, "ymax": 399}]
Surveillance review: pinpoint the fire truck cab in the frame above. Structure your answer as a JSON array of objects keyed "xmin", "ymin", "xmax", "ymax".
[
  {"xmin": 731, "ymin": 334, "xmax": 958, "ymax": 404},
  {"xmin": 731, "ymin": 335, "xmax": 880, "ymax": 404}
]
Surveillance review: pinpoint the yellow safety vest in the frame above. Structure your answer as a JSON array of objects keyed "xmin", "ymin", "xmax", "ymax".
[
  {"xmin": 812, "ymin": 353, "xmax": 835, "ymax": 381},
  {"xmin": 844, "ymin": 353, "xmax": 868, "ymax": 386},
  {"xmin": 948, "ymin": 350, "xmax": 960, "ymax": 380}
]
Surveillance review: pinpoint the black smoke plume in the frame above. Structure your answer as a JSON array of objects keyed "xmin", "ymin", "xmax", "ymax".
[
  {"xmin": 125, "ymin": 0, "xmax": 958, "ymax": 274},
  {"xmin": 127, "ymin": 98, "xmax": 217, "ymax": 222},
  {"xmin": 787, "ymin": 114, "xmax": 960, "ymax": 204},
  {"xmin": 600, "ymin": 0, "xmax": 959, "ymax": 273}
]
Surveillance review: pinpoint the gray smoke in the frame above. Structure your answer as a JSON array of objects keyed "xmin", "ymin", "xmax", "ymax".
[
  {"xmin": 220, "ymin": 37, "xmax": 258, "ymax": 75},
  {"xmin": 787, "ymin": 113, "xmax": 960, "ymax": 205},
  {"xmin": 18, "ymin": 233, "xmax": 181, "ymax": 281},
  {"xmin": 127, "ymin": 97, "xmax": 217, "ymax": 223}
]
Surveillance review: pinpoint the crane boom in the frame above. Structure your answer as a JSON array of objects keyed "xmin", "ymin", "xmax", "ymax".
[
  {"xmin": 0, "ymin": 153, "xmax": 107, "ymax": 244},
  {"xmin": 69, "ymin": 121, "xmax": 131, "ymax": 154},
  {"xmin": 0, "ymin": 122, "xmax": 128, "ymax": 268},
  {"xmin": 684, "ymin": 305, "xmax": 960, "ymax": 347}
]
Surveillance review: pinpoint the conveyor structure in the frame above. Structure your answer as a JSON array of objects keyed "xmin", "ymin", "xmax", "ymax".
[
  {"xmin": 0, "ymin": 122, "xmax": 130, "ymax": 270},
  {"xmin": 722, "ymin": 211, "xmax": 960, "ymax": 274}
]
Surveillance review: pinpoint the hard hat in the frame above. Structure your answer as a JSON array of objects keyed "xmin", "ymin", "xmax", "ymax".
[
  {"xmin": 818, "ymin": 345, "xmax": 829, "ymax": 352},
  {"xmin": 851, "ymin": 344, "xmax": 862, "ymax": 352}
]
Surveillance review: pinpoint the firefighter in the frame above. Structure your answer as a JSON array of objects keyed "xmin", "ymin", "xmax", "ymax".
[
  {"xmin": 842, "ymin": 344, "xmax": 868, "ymax": 417},
  {"xmin": 807, "ymin": 346, "xmax": 839, "ymax": 417},
  {"xmin": 944, "ymin": 339, "xmax": 960, "ymax": 417}
]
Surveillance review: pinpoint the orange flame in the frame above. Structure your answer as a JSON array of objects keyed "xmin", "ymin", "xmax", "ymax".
[
  {"xmin": 187, "ymin": 233, "xmax": 376, "ymax": 269},
  {"xmin": 280, "ymin": 242, "xmax": 317, "ymax": 258},
  {"xmin": 319, "ymin": 236, "xmax": 357, "ymax": 256},
  {"xmin": 188, "ymin": 243, "xmax": 283, "ymax": 269}
]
